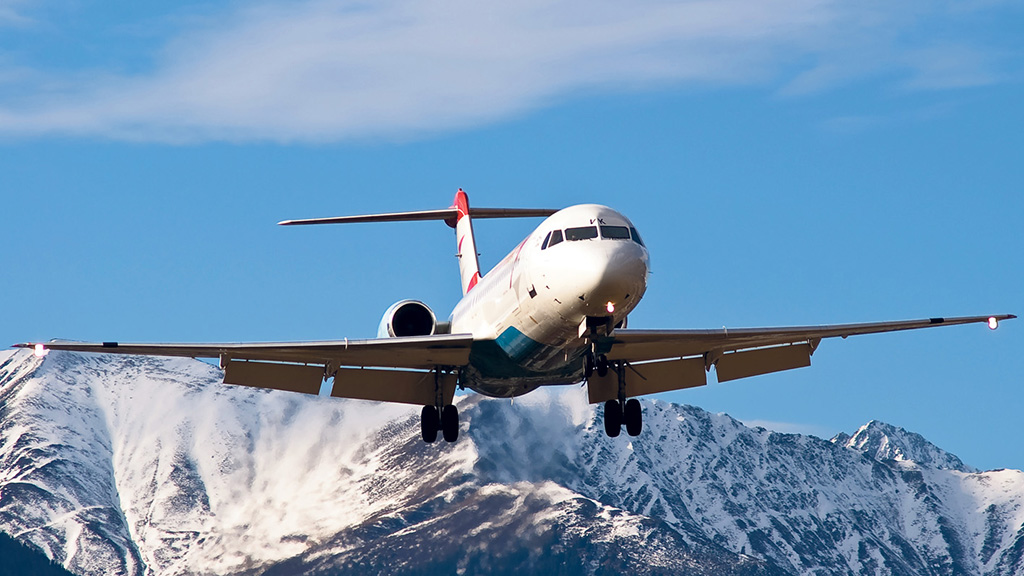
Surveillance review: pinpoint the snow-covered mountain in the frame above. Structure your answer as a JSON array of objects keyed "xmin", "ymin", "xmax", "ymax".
[{"xmin": 1, "ymin": 348, "xmax": 1023, "ymax": 576}]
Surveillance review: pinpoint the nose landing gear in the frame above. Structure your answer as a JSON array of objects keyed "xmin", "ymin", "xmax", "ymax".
[{"xmin": 584, "ymin": 352, "xmax": 610, "ymax": 378}]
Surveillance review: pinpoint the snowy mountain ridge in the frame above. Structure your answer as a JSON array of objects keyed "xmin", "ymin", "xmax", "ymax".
[
  {"xmin": 832, "ymin": 420, "xmax": 976, "ymax": 473},
  {"xmin": 1, "ymin": 348, "xmax": 1023, "ymax": 576}
]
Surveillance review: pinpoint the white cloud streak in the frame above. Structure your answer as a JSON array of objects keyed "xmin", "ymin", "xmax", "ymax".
[
  {"xmin": 0, "ymin": 0, "xmax": 1014, "ymax": 142},
  {"xmin": 739, "ymin": 419, "xmax": 833, "ymax": 438}
]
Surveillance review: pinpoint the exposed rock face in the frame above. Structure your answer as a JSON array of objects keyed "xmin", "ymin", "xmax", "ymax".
[{"xmin": 1, "ymin": 349, "xmax": 1022, "ymax": 575}]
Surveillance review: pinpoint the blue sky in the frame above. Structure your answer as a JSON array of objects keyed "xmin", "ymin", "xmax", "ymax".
[{"xmin": 2, "ymin": 0, "xmax": 1021, "ymax": 470}]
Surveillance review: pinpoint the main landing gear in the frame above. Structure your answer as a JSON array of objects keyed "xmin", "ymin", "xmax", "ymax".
[
  {"xmin": 604, "ymin": 398, "xmax": 642, "ymax": 437},
  {"xmin": 421, "ymin": 404, "xmax": 459, "ymax": 443},
  {"xmin": 421, "ymin": 367, "xmax": 459, "ymax": 443},
  {"xmin": 586, "ymin": 351, "xmax": 643, "ymax": 438}
]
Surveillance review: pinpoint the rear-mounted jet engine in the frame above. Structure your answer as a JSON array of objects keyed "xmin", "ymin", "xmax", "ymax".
[{"xmin": 377, "ymin": 300, "xmax": 438, "ymax": 338}]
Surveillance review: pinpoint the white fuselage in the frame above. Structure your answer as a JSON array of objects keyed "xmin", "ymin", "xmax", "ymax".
[{"xmin": 449, "ymin": 204, "xmax": 650, "ymax": 397}]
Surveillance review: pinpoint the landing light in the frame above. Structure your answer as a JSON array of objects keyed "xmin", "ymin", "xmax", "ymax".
[
  {"xmin": 33, "ymin": 344, "xmax": 48, "ymax": 358},
  {"xmin": 606, "ymin": 302, "xmax": 615, "ymax": 314},
  {"xmin": 988, "ymin": 316, "xmax": 999, "ymax": 330}
]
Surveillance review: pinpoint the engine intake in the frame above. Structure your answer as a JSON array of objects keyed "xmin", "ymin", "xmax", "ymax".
[{"xmin": 377, "ymin": 300, "xmax": 437, "ymax": 338}]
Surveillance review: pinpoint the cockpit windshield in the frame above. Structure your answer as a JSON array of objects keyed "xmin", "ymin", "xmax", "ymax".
[
  {"xmin": 565, "ymin": 226, "xmax": 598, "ymax": 241},
  {"xmin": 541, "ymin": 223, "xmax": 645, "ymax": 249},
  {"xmin": 629, "ymin": 227, "xmax": 645, "ymax": 247},
  {"xmin": 599, "ymin": 225, "xmax": 630, "ymax": 240}
]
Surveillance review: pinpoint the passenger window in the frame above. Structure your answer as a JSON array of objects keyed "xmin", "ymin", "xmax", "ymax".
[
  {"xmin": 629, "ymin": 227, "xmax": 645, "ymax": 247},
  {"xmin": 549, "ymin": 229, "xmax": 563, "ymax": 247},
  {"xmin": 541, "ymin": 231, "xmax": 552, "ymax": 250},
  {"xmin": 565, "ymin": 226, "xmax": 598, "ymax": 241},
  {"xmin": 600, "ymin": 225, "xmax": 630, "ymax": 240}
]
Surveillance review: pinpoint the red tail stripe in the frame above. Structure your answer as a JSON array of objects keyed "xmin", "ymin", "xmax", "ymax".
[{"xmin": 454, "ymin": 188, "xmax": 469, "ymax": 221}]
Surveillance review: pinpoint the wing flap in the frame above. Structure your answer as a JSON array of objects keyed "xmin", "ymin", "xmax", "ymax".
[
  {"xmin": 715, "ymin": 344, "xmax": 812, "ymax": 382},
  {"xmin": 224, "ymin": 360, "xmax": 324, "ymax": 394},
  {"xmin": 588, "ymin": 357, "xmax": 706, "ymax": 403},
  {"xmin": 331, "ymin": 368, "xmax": 456, "ymax": 406}
]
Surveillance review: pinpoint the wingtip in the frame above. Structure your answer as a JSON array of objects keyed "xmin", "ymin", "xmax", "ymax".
[{"xmin": 12, "ymin": 342, "xmax": 49, "ymax": 357}]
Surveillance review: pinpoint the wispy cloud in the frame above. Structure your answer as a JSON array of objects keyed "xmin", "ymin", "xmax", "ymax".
[
  {"xmin": 740, "ymin": 419, "xmax": 833, "ymax": 438},
  {"xmin": 0, "ymin": 0, "xmax": 32, "ymax": 25},
  {"xmin": 0, "ymin": 0, "xmax": 1016, "ymax": 142}
]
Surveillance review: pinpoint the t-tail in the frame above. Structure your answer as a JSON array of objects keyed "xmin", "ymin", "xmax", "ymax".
[
  {"xmin": 278, "ymin": 189, "xmax": 557, "ymax": 295},
  {"xmin": 450, "ymin": 189, "xmax": 481, "ymax": 293}
]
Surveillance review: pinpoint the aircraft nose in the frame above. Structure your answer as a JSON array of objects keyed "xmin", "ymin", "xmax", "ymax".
[{"xmin": 570, "ymin": 242, "xmax": 648, "ymax": 316}]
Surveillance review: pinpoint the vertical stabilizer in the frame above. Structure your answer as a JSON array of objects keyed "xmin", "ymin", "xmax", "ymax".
[{"xmin": 449, "ymin": 189, "xmax": 482, "ymax": 294}]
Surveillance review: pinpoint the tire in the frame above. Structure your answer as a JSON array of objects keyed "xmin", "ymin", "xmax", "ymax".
[
  {"xmin": 584, "ymin": 353, "xmax": 595, "ymax": 379},
  {"xmin": 596, "ymin": 354, "xmax": 609, "ymax": 377},
  {"xmin": 421, "ymin": 405, "xmax": 440, "ymax": 443},
  {"xmin": 604, "ymin": 399, "xmax": 622, "ymax": 437},
  {"xmin": 624, "ymin": 398, "xmax": 642, "ymax": 437},
  {"xmin": 441, "ymin": 404, "xmax": 460, "ymax": 442}
]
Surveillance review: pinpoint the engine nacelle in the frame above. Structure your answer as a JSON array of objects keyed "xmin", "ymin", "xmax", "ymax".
[{"xmin": 377, "ymin": 300, "xmax": 437, "ymax": 338}]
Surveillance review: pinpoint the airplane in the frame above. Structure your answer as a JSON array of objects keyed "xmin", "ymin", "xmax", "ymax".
[{"xmin": 15, "ymin": 189, "xmax": 1014, "ymax": 443}]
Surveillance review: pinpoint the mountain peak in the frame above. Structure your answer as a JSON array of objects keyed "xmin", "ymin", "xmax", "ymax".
[
  {"xmin": 3, "ymin": 349, "xmax": 1022, "ymax": 576},
  {"xmin": 832, "ymin": 419, "xmax": 976, "ymax": 472}
]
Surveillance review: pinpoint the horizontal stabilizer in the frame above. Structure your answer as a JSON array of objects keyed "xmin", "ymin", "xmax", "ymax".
[{"xmin": 278, "ymin": 207, "xmax": 557, "ymax": 226}]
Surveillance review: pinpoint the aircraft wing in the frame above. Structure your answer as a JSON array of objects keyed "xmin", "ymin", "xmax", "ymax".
[
  {"xmin": 586, "ymin": 314, "xmax": 1014, "ymax": 403},
  {"xmin": 14, "ymin": 335, "xmax": 474, "ymax": 405},
  {"xmin": 606, "ymin": 314, "xmax": 1015, "ymax": 363}
]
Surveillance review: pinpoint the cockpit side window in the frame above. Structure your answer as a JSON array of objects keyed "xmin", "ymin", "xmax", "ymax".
[
  {"xmin": 600, "ymin": 225, "xmax": 630, "ymax": 240},
  {"xmin": 565, "ymin": 226, "xmax": 598, "ymax": 241},
  {"xmin": 549, "ymin": 229, "xmax": 563, "ymax": 247},
  {"xmin": 541, "ymin": 231, "xmax": 552, "ymax": 250},
  {"xmin": 629, "ymin": 227, "xmax": 645, "ymax": 247}
]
